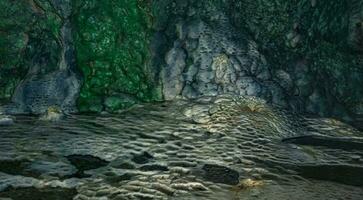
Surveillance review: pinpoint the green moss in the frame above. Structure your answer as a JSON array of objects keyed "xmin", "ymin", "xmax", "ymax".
[
  {"xmin": 73, "ymin": 0, "xmax": 160, "ymax": 113},
  {"xmin": 104, "ymin": 96, "xmax": 136, "ymax": 112},
  {"xmin": 0, "ymin": 1, "xmax": 32, "ymax": 101},
  {"xmin": 0, "ymin": 0, "xmax": 63, "ymax": 102}
]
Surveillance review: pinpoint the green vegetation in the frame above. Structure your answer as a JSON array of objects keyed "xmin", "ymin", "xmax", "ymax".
[
  {"xmin": 0, "ymin": 0, "xmax": 62, "ymax": 102},
  {"xmin": 72, "ymin": 0, "xmax": 160, "ymax": 113}
]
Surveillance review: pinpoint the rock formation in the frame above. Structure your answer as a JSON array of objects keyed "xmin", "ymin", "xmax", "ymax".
[
  {"xmin": 0, "ymin": 0, "xmax": 362, "ymax": 128},
  {"xmin": 0, "ymin": 0, "xmax": 80, "ymax": 114}
]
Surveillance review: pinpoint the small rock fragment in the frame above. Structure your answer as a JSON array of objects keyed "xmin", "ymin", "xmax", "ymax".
[
  {"xmin": 152, "ymin": 183, "xmax": 175, "ymax": 195},
  {"xmin": 202, "ymin": 164, "xmax": 240, "ymax": 185},
  {"xmin": 131, "ymin": 152, "xmax": 154, "ymax": 164},
  {"xmin": 171, "ymin": 182, "xmax": 208, "ymax": 191},
  {"xmin": 0, "ymin": 116, "xmax": 14, "ymax": 126},
  {"xmin": 235, "ymin": 179, "xmax": 264, "ymax": 190}
]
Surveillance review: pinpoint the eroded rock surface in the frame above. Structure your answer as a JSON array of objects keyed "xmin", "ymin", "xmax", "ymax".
[
  {"xmin": 0, "ymin": 95, "xmax": 362, "ymax": 200},
  {"xmin": 0, "ymin": 0, "xmax": 80, "ymax": 115}
]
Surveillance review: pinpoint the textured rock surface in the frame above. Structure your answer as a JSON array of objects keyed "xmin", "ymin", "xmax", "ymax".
[
  {"xmin": 0, "ymin": 0, "xmax": 80, "ymax": 114},
  {"xmin": 0, "ymin": 115, "xmax": 14, "ymax": 126},
  {"xmin": 154, "ymin": 1, "xmax": 278, "ymax": 102},
  {"xmin": 152, "ymin": 0, "xmax": 363, "ymax": 126},
  {"xmin": 230, "ymin": 0, "xmax": 363, "ymax": 122},
  {"xmin": 0, "ymin": 1, "xmax": 32, "ymax": 102},
  {"xmin": 72, "ymin": 0, "xmax": 161, "ymax": 113},
  {"xmin": 0, "ymin": 95, "xmax": 363, "ymax": 199},
  {"xmin": 0, "ymin": 0, "xmax": 362, "ymax": 126}
]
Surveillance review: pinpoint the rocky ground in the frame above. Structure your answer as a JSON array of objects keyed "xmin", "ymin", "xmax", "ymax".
[{"xmin": 0, "ymin": 95, "xmax": 363, "ymax": 200}]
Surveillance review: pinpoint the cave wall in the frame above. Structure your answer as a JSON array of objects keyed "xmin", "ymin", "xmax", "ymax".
[
  {"xmin": 230, "ymin": 0, "xmax": 363, "ymax": 121},
  {"xmin": 0, "ymin": 0, "xmax": 80, "ymax": 114},
  {"xmin": 0, "ymin": 0, "xmax": 362, "ymax": 124},
  {"xmin": 153, "ymin": 0, "xmax": 281, "ymax": 105},
  {"xmin": 153, "ymin": 0, "xmax": 363, "ymax": 123},
  {"xmin": 0, "ymin": 1, "xmax": 31, "ymax": 103}
]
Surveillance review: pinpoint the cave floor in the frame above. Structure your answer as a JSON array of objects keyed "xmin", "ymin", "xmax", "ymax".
[{"xmin": 0, "ymin": 95, "xmax": 363, "ymax": 200}]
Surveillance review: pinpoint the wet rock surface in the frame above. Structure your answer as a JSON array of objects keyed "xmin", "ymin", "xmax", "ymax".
[
  {"xmin": 0, "ymin": 160, "xmax": 31, "ymax": 177},
  {"xmin": 131, "ymin": 152, "xmax": 154, "ymax": 165},
  {"xmin": 201, "ymin": 164, "xmax": 240, "ymax": 185},
  {"xmin": 282, "ymin": 135, "xmax": 363, "ymax": 150},
  {"xmin": 0, "ymin": 95, "xmax": 363, "ymax": 200},
  {"xmin": 296, "ymin": 164, "xmax": 363, "ymax": 186},
  {"xmin": 65, "ymin": 155, "xmax": 109, "ymax": 178},
  {"xmin": 0, "ymin": 116, "xmax": 14, "ymax": 126}
]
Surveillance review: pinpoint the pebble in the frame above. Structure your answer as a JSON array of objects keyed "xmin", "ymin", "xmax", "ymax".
[
  {"xmin": 351, "ymin": 155, "xmax": 361, "ymax": 161},
  {"xmin": 171, "ymin": 182, "xmax": 208, "ymax": 191},
  {"xmin": 0, "ymin": 116, "xmax": 14, "ymax": 126}
]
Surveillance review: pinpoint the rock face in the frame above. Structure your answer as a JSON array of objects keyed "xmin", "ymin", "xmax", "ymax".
[
  {"xmin": 155, "ymin": 1, "xmax": 279, "ymax": 104},
  {"xmin": 152, "ymin": 0, "xmax": 363, "ymax": 126},
  {"xmin": 72, "ymin": 0, "xmax": 160, "ymax": 112},
  {"xmin": 0, "ymin": 0, "xmax": 80, "ymax": 114},
  {"xmin": 8, "ymin": 70, "xmax": 80, "ymax": 114},
  {"xmin": 230, "ymin": 0, "xmax": 363, "ymax": 123},
  {"xmin": 0, "ymin": 0, "xmax": 362, "ymax": 126}
]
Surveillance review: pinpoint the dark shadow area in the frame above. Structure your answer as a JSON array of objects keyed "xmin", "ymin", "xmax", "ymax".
[
  {"xmin": 0, "ymin": 187, "xmax": 77, "ymax": 200},
  {"xmin": 201, "ymin": 164, "xmax": 240, "ymax": 185},
  {"xmin": 0, "ymin": 160, "xmax": 39, "ymax": 178},
  {"xmin": 65, "ymin": 154, "xmax": 109, "ymax": 178},
  {"xmin": 296, "ymin": 164, "xmax": 363, "ymax": 186},
  {"xmin": 282, "ymin": 135, "xmax": 363, "ymax": 150}
]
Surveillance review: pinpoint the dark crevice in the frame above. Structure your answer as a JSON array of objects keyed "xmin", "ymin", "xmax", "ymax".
[
  {"xmin": 282, "ymin": 135, "xmax": 363, "ymax": 150},
  {"xmin": 296, "ymin": 164, "xmax": 363, "ymax": 186},
  {"xmin": 0, "ymin": 187, "xmax": 77, "ymax": 200},
  {"xmin": 65, "ymin": 154, "xmax": 109, "ymax": 178}
]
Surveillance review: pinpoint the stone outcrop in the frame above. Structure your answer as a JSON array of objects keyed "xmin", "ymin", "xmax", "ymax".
[
  {"xmin": 0, "ymin": 0, "xmax": 362, "ymax": 128},
  {"xmin": 152, "ymin": 0, "xmax": 363, "ymax": 127},
  {"xmin": 156, "ymin": 4, "xmax": 286, "ymax": 107},
  {"xmin": 0, "ymin": 0, "xmax": 80, "ymax": 114}
]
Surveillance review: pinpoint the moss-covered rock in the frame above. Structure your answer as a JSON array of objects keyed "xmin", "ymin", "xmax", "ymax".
[
  {"xmin": 0, "ymin": 0, "xmax": 65, "ymax": 105},
  {"xmin": 0, "ymin": 1, "xmax": 33, "ymax": 102},
  {"xmin": 72, "ymin": 0, "xmax": 161, "ymax": 113}
]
